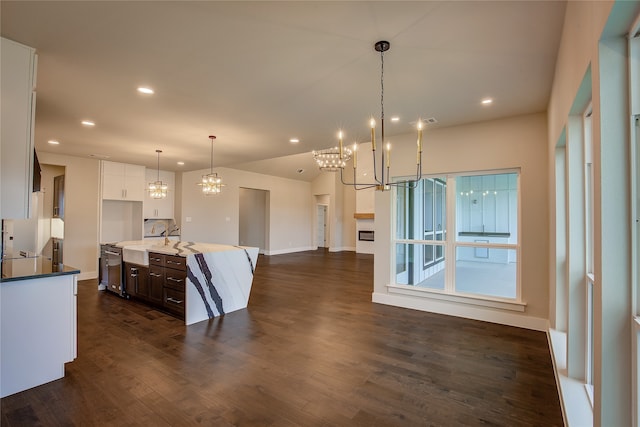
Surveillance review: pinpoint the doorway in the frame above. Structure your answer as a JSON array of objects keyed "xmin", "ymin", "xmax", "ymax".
[
  {"xmin": 317, "ymin": 205, "xmax": 328, "ymax": 248},
  {"xmin": 239, "ymin": 188, "xmax": 269, "ymax": 253}
]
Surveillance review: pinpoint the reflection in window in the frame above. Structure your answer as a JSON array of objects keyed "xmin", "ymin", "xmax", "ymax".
[
  {"xmin": 455, "ymin": 248, "xmax": 517, "ymax": 299},
  {"xmin": 393, "ymin": 171, "xmax": 519, "ymax": 301},
  {"xmin": 395, "ymin": 243, "xmax": 445, "ymax": 290}
]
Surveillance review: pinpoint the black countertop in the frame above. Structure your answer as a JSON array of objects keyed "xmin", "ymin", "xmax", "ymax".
[{"xmin": 1, "ymin": 256, "xmax": 80, "ymax": 283}]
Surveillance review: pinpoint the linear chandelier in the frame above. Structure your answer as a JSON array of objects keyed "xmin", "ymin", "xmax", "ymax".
[
  {"xmin": 148, "ymin": 149, "xmax": 168, "ymax": 199},
  {"xmin": 199, "ymin": 135, "xmax": 224, "ymax": 195},
  {"xmin": 313, "ymin": 40, "xmax": 424, "ymax": 191}
]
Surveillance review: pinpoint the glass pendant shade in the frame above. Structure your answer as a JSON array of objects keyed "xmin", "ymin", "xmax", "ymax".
[
  {"xmin": 312, "ymin": 146, "xmax": 352, "ymax": 171},
  {"xmin": 148, "ymin": 149, "xmax": 168, "ymax": 199},
  {"xmin": 198, "ymin": 135, "xmax": 224, "ymax": 195},
  {"xmin": 148, "ymin": 181, "xmax": 168, "ymax": 199},
  {"xmin": 201, "ymin": 172, "xmax": 223, "ymax": 195}
]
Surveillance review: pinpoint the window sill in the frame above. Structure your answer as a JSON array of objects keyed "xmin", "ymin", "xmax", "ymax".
[
  {"xmin": 548, "ymin": 329, "xmax": 593, "ymax": 427},
  {"xmin": 386, "ymin": 284, "xmax": 526, "ymax": 312}
]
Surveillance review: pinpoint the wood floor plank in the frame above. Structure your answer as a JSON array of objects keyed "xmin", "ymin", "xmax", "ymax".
[{"xmin": 1, "ymin": 250, "xmax": 563, "ymax": 426}]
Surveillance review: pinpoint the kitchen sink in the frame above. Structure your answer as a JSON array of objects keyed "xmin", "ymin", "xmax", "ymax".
[{"xmin": 122, "ymin": 245, "xmax": 150, "ymax": 266}]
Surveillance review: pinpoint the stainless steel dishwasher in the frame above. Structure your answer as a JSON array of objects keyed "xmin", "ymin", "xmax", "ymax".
[{"xmin": 100, "ymin": 244, "xmax": 124, "ymax": 296}]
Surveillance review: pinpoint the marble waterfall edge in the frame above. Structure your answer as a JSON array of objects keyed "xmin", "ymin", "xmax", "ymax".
[{"xmin": 185, "ymin": 247, "xmax": 258, "ymax": 325}]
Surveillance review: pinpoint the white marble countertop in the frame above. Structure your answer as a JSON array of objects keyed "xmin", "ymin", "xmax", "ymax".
[{"xmin": 116, "ymin": 240, "xmax": 250, "ymax": 264}]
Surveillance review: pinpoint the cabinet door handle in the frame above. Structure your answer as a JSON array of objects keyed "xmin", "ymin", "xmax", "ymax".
[
  {"xmin": 150, "ymin": 272, "xmax": 162, "ymax": 277},
  {"xmin": 167, "ymin": 277, "xmax": 183, "ymax": 283},
  {"xmin": 167, "ymin": 260, "xmax": 181, "ymax": 265},
  {"xmin": 166, "ymin": 297, "xmax": 183, "ymax": 304},
  {"xmin": 105, "ymin": 250, "xmax": 120, "ymax": 256},
  {"xmin": 151, "ymin": 257, "xmax": 161, "ymax": 262}
]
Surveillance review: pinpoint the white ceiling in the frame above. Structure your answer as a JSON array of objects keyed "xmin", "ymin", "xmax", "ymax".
[{"xmin": 1, "ymin": 1, "xmax": 566, "ymax": 182}]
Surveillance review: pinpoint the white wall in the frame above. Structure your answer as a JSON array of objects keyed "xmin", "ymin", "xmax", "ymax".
[
  {"xmin": 181, "ymin": 167, "xmax": 313, "ymax": 255},
  {"xmin": 373, "ymin": 112, "xmax": 550, "ymax": 330},
  {"xmin": 342, "ymin": 183, "xmax": 356, "ymax": 251},
  {"xmin": 174, "ymin": 171, "xmax": 183, "ymax": 231},
  {"xmin": 36, "ymin": 152, "xmax": 100, "ymax": 280}
]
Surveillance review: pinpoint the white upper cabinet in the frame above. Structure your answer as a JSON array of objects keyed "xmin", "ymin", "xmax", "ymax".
[
  {"xmin": 101, "ymin": 161, "xmax": 145, "ymax": 201},
  {"xmin": 143, "ymin": 169, "xmax": 175, "ymax": 219},
  {"xmin": 1, "ymin": 38, "xmax": 37, "ymax": 219}
]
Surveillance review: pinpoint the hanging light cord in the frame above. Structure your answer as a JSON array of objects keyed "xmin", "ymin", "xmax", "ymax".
[
  {"xmin": 209, "ymin": 136, "xmax": 216, "ymax": 174},
  {"xmin": 156, "ymin": 150, "xmax": 161, "ymax": 181},
  {"xmin": 380, "ymin": 47, "xmax": 385, "ymax": 149}
]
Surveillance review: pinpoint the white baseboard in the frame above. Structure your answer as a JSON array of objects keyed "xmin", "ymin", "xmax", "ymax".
[
  {"xmin": 263, "ymin": 246, "xmax": 315, "ymax": 256},
  {"xmin": 329, "ymin": 246, "xmax": 356, "ymax": 252},
  {"xmin": 372, "ymin": 291, "xmax": 548, "ymax": 331},
  {"xmin": 78, "ymin": 271, "xmax": 97, "ymax": 281}
]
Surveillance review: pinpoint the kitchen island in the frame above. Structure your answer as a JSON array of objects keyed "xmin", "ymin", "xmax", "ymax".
[
  {"xmin": 114, "ymin": 240, "xmax": 258, "ymax": 325},
  {"xmin": 0, "ymin": 256, "xmax": 80, "ymax": 397}
]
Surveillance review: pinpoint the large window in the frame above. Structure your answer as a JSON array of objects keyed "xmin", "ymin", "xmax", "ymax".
[
  {"xmin": 393, "ymin": 170, "xmax": 519, "ymax": 301},
  {"xmin": 584, "ymin": 105, "xmax": 595, "ymax": 403}
]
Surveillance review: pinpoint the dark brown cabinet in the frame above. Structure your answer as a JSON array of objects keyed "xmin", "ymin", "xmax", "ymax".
[
  {"xmin": 148, "ymin": 252, "xmax": 186, "ymax": 319},
  {"xmin": 124, "ymin": 262, "xmax": 149, "ymax": 300},
  {"xmin": 148, "ymin": 265, "xmax": 164, "ymax": 304}
]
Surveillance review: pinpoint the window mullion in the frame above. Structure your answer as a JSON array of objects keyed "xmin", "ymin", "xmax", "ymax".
[{"xmin": 446, "ymin": 175, "xmax": 456, "ymax": 293}]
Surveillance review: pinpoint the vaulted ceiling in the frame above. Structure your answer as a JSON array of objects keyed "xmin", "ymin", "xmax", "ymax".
[{"xmin": 1, "ymin": 1, "xmax": 566, "ymax": 181}]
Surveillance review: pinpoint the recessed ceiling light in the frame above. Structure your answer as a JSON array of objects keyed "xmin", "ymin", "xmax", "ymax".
[
  {"xmin": 290, "ymin": 138, "xmax": 300, "ymax": 143},
  {"xmin": 137, "ymin": 86, "xmax": 154, "ymax": 95},
  {"xmin": 48, "ymin": 140, "xmax": 60, "ymax": 145},
  {"xmin": 177, "ymin": 161, "xmax": 185, "ymax": 166},
  {"xmin": 390, "ymin": 117, "xmax": 400, "ymax": 122},
  {"xmin": 81, "ymin": 120, "xmax": 95, "ymax": 126},
  {"xmin": 481, "ymin": 98, "xmax": 493, "ymax": 105}
]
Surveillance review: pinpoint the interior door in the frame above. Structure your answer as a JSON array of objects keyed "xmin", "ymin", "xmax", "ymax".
[
  {"xmin": 317, "ymin": 205, "xmax": 327, "ymax": 248},
  {"xmin": 239, "ymin": 188, "xmax": 268, "ymax": 253}
]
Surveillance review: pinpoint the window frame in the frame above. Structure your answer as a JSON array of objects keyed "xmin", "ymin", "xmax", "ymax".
[{"xmin": 391, "ymin": 168, "xmax": 522, "ymax": 305}]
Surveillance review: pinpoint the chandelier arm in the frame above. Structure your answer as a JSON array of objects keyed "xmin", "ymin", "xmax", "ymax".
[
  {"xmin": 387, "ymin": 179, "xmax": 419, "ymax": 189},
  {"xmin": 386, "ymin": 163, "xmax": 423, "ymax": 189},
  {"xmin": 338, "ymin": 165, "xmax": 383, "ymax": 190}
]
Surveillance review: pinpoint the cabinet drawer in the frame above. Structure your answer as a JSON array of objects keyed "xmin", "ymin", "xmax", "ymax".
[
  {"xmin": 148, "ymin": 252, "xmax": 165, "ymax": 266},
  {"xmin": 164, "ymin": 255, "xmax": 186, "ymax": 270},
  {"xmin": 164, "ymin": 287, "xmax": 185, "ymax": 316},
  {"xmin": 164, "ymin": 268, "xmax": 186, "ymax": 291}
]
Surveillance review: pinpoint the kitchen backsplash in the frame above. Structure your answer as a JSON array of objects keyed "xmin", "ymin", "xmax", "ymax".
[{"xmin": 144, "ymin": 218, "xmax": 179, "ymax": 237}]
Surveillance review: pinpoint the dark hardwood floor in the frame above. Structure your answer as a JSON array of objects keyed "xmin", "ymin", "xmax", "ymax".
[{"xmin": 1, "ymin": 250, "xmax": 563, "ymax": 426}]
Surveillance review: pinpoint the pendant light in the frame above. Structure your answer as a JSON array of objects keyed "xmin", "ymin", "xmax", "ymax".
[
  {"xmin": 199, "ymin": 135, "xmax": 224, "ymax": 195},
  {"xmin": 148, "ymin": 149, "xmax": 168, "ymax": 199},
  {"xmin": 312, "ymin": 40, "xmax": 424, "ymax": 191}
]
